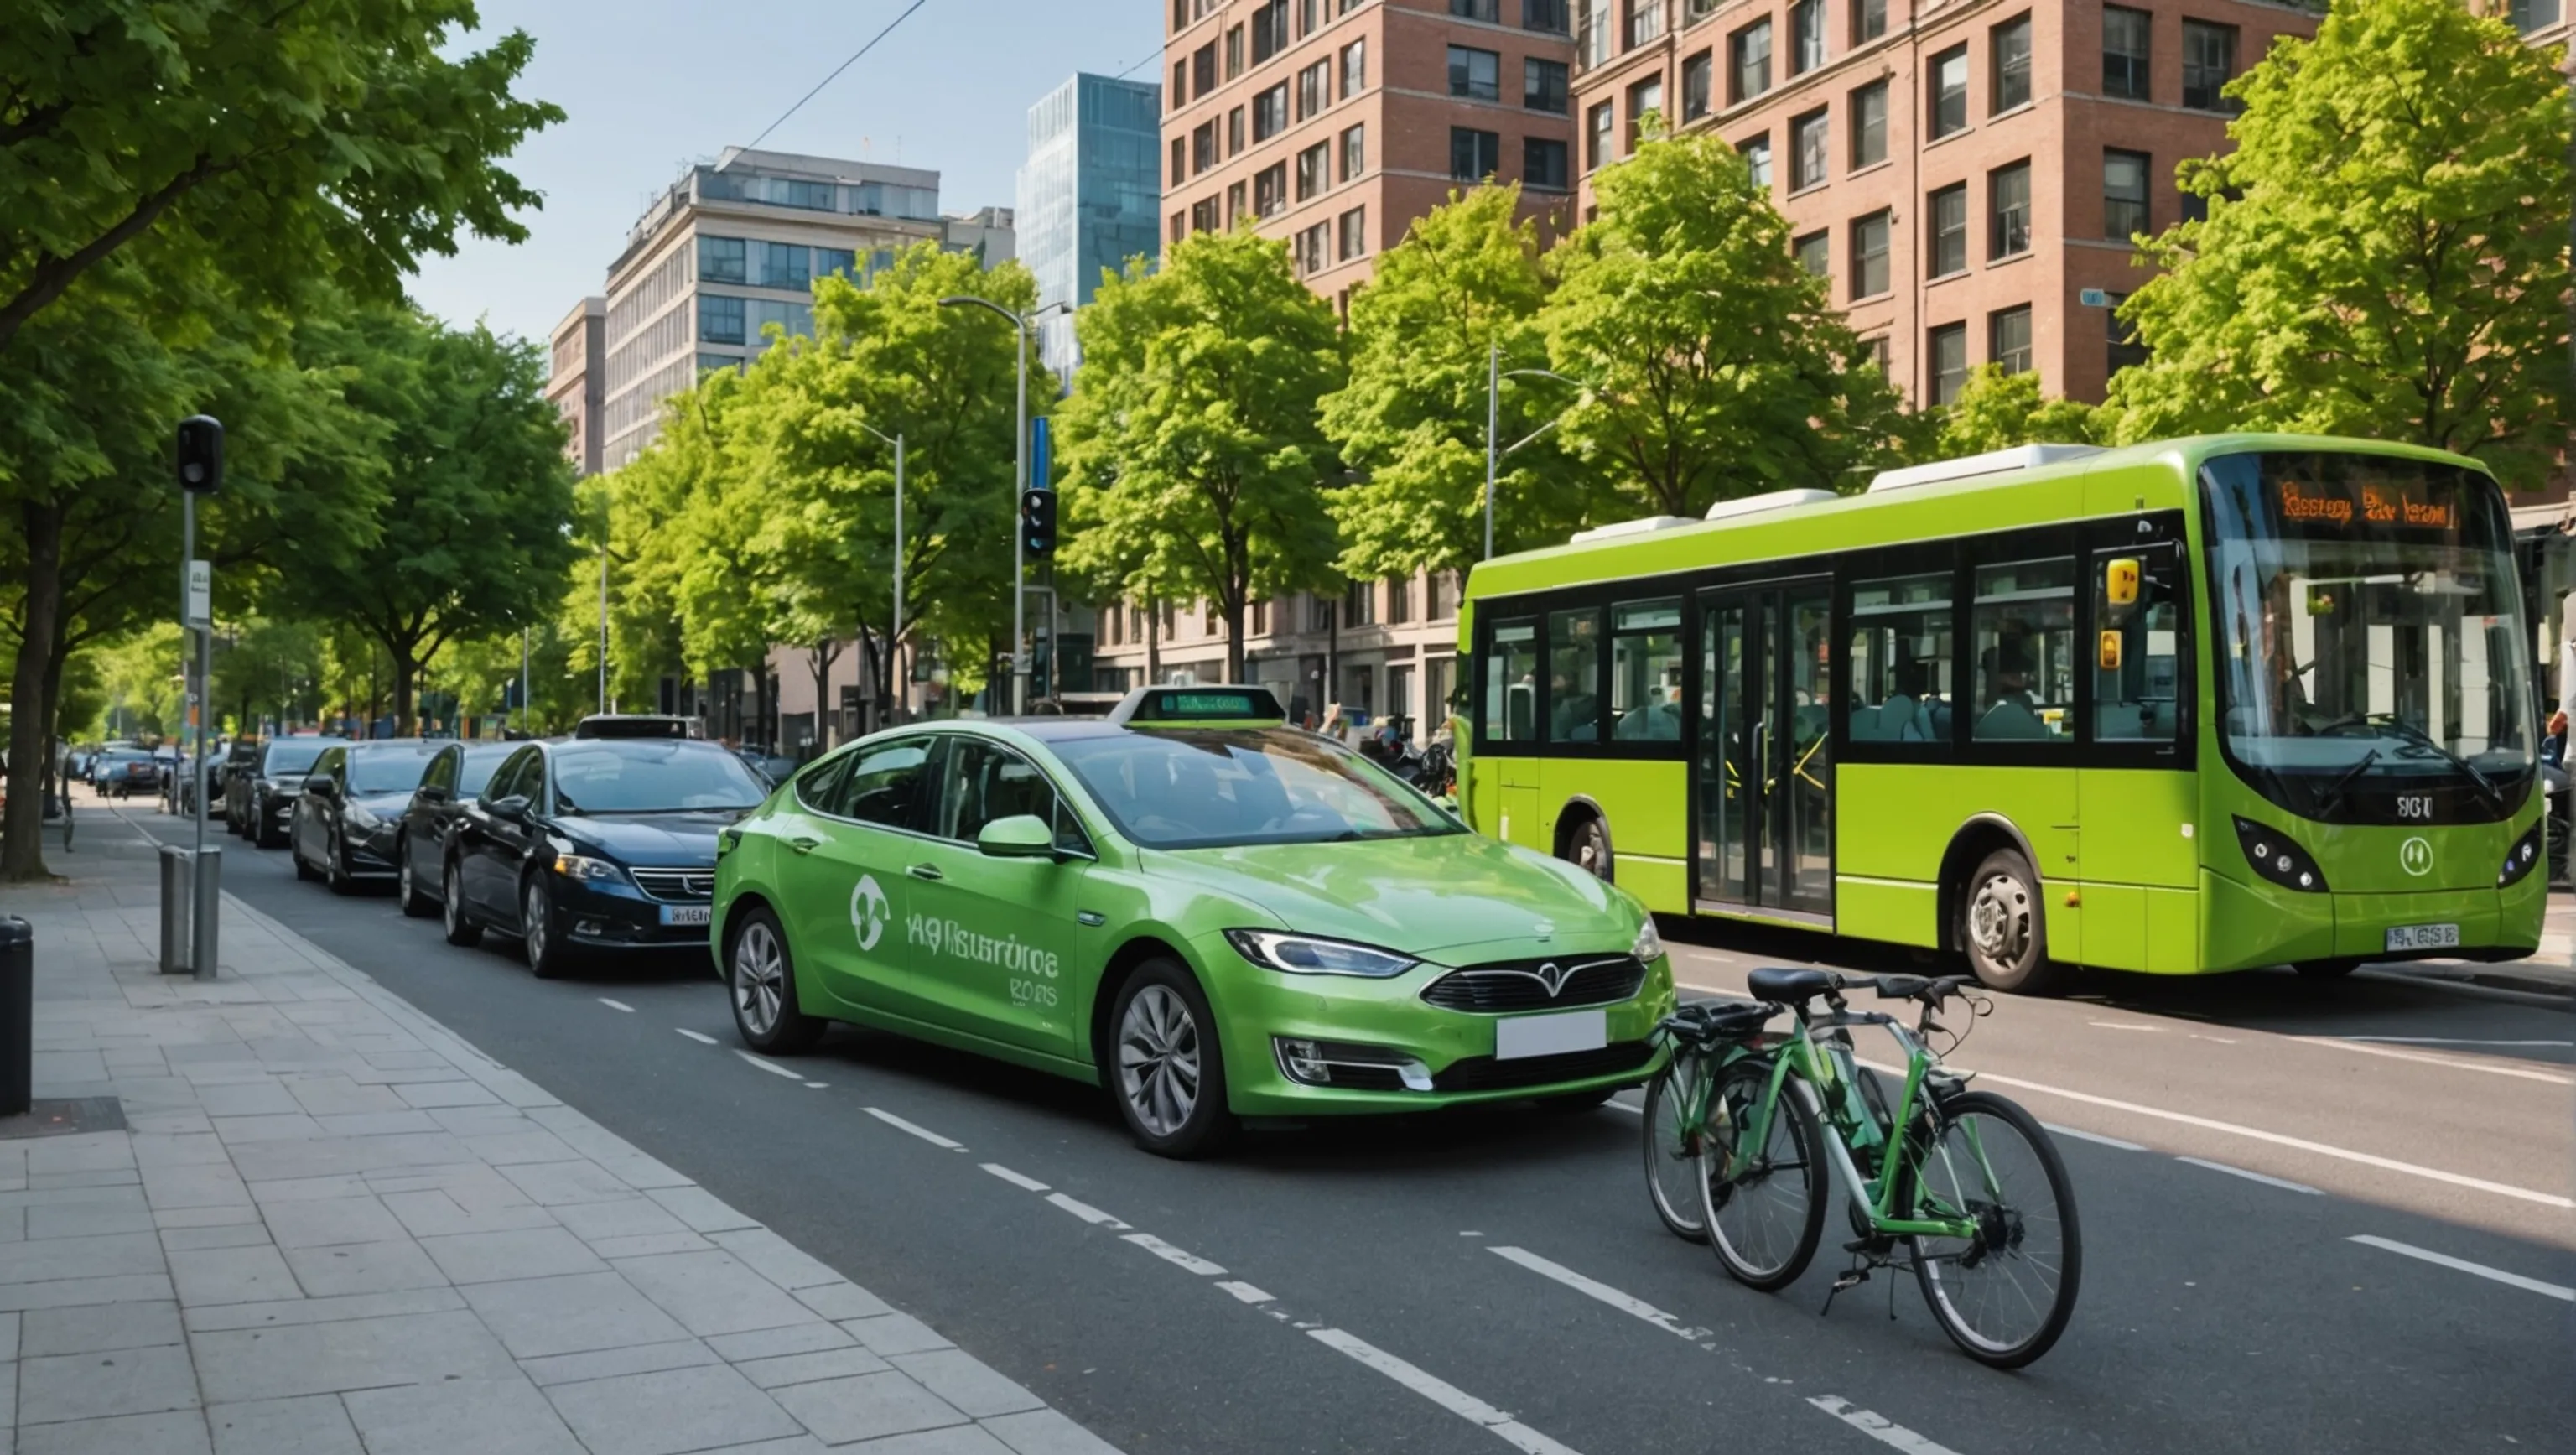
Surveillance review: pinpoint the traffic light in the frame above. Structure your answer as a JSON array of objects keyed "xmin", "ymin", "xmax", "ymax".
[{"xmin": 1021, "ymin": 487, "xmax": 1057, "ymax": 558}]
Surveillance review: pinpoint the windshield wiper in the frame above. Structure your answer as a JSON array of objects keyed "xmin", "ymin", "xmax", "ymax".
[
  {"xmin": 2315, "ymin": 748, "xmax": 2380, "ymax": 818},
  {"xmin": 2376, "ymin": 717, "xmax": 2505, "ymax": 812}
]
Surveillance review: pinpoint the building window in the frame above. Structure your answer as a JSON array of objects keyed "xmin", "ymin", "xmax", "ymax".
[
  {"xmin": 1628, "ymin": 0, "xmax": 1665, "ymax": 46},
  {"xmin": 1171, "ymin": 60, "xmax": 1187, "ymax": 110},
  {"xmin": 698, "ymin": 235, "xmax": 746, "ymax": 283},
  {"xmin": 1227, "ymin": 23, "xmax": 1245, "ymax": 77},
  {"xmin": 1387, "ymin": 576, "xmax": 1414, "ymax": 626},
  {"xmin": 1862, "ymin": 335, "xmax": 1890, "ymax": 373},
  {"xmin": 1741, "ymin": 133, "xmax": 1772, "ymax": 190},
  {"xmin": 1254, "ymin": 162, "xmax": 1288, "ymax": 216},
  {"xmin": 1297, "ymin": 141, "xmax": 1330, "ymax": 200},
  {"xmin": 1587, "ymin": 100, "xmax": 1614, "ymax": 169},
  {"xmin": 753, "ymin": 242, "xmax": 808, "ymax": 289},
  {"xmin": 1526, "ymin": 136, "xmax": 1570, "ymax": 189},
  {"xmin": 2106, "ymin": 290, "xmax": 2149, "ymax": 375},
  {"xmin": 1730, "ymin": 19, "xmax": 1773, "ymax": 103},
  {"xmin": 1300, "ymin": 59, "xmax": 1332, "ymax": 119},
  {"xmin": 1854, "ymin": 0, "xmax": 1885, "ymax": 44},
  {"xmin": 1990, "ymin": 160, "xmax": 2031, "ymax": 258},
  {"xmin": 1790, "ymin": 0, "xmax": 1825, "ymax": 75},
  {"xmin": 1300, "ymin": 0, "xmax": 1321, "ymax": 34},
  {"xmin": 1525, "ymin": 57, "xmax": 1570, "ymax": 112},
  {"xmin": 1628, "ymin": 76, "xmax": 1662, "ymax": 148},
  {"xmin": 1339, "ymin": 206, "xmax": 1368, "ymax": 260},
  {"xmin": 1254, "ymin": 83, "xmax": 1289, "ymax": 140},
  {"xmin": 1296, "ymin": 221, "xmax": 1330, "ymax": 276},
  {"xmin": 1192, "ymin": 121, "xmax": 1218, "ymax": 174},
  {"xmin": 1170, "ymin": 210, "xmax": 1185, "ymax": 244},
  {"xmin": 1170, "ymin": 137, "xmax": 1187, "ymax": 187},
  {"xmin": 2510, "ymin": 0, "xmax": 2563, "ymax": 33},
  {"xmin": 1991, "ymin": 14, "xmax": 2031, "ymax": 112},
  {"xmin": 2104, "ymin": 149, "xmax": 2150, "ymax": 240},
  {"xmin": 1229, "ymin": 106, "xmax": 1245, "ymax": 155},
  {"xmin": 2180, "ymin": 189, "xmax": 2209, "ymax": 225},
  {"xmin": 1527, "ymin": 0, "xmax": 1571, "ymax": 31},
  {"xmin": 1192, "ymin": 195, "xmax": 1221, "ymax": 233},
  {"xmin": 1852, "ymin": 210, "xmax": 1890, "ymax": 298},
  {"xmin": 1342, "ymin": 38, "xmax": 1366, "ymax": 97},
  {"xmin": 1340, "ymin": 123, "xmax": 1366, "ymax": 182},
  {"xmin": 1193, "ymin": 42, "xmax": 1218, "ymax": 96},
  {"xmin": 1929, "ymin": 182, "xmax": 1968, "ymax": 276},
  {"xmin": 698, "ymin": 294, "xmax": 745, "ymax": 345},
  {"xmin": 1851, "ymin": 80, "xmax": 1888, "ymax": 169},
  {"xmin": 1682, "ymin": 51, "xmax": 1713, "ymax": 121},
  {"xmin": 1930, "ymin": 44, "xmax": 1968, "ymax": 138},
  {"xmin": 1795, "ymin": 230, "xmax": 1831, "ymax": 279},
  {"xmin": 1450, "ymin": 45, "xmax": 1501, "ymax": 101},
  {"xmin": 2102, "ymin": 6, "xmax": 2150, "ymax": 101},
  {"xmin": 1251, "ymin": 0, "xmax": 1288, "ymax": 63},
  {"xmin": 1990, "ymin": 304, "xmax": 2033, "ymax": 375},
  {"xmin": 1346, "ymin": 579, "xmax": 1379, "ymax": 627},
  {"xmin": 1452, "ymin": 0, "xmax": 1499, "ymax": 18},
  {"xmin": 1929, "ymin": 322, "xmax": 1969, "ymax": 404},
  {"xmin": 2182, "ymin": 21, "xmax": 2240, "ymax": 112},
  {"xmin": 1451, "ymin": 127, "xmax": 1502, "ymax": 181},
  {"xmin": 1789, "ymin": 108, "xmax": 1828, "ymax": 190},
  {"xmin": 1226, "ymin": 180, "xmax": 1246, "ymax": 225}
]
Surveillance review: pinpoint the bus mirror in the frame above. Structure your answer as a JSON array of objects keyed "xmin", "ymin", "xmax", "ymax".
[
  {"xmin": 2098, "ymin": 631, "xmax": 2123, "ymax": 671},
  {"xmin": 2106, "ymin": 559, "xmax": 2142, "ymax": 605}
]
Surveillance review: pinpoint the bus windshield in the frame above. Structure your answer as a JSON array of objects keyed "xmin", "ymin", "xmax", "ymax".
[{"xmin": 2202, "ymin": 451, "xmax": 2533, "ymax": 820}]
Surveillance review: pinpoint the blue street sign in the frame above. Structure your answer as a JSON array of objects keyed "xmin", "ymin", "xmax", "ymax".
[{"xmin": 1030, "ymin": 416, "xmax": 1052, "ymax": 491}]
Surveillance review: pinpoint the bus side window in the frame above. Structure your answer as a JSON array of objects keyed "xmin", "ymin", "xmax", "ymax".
[
  {"xmin": 1847, "ymin": 572, "xmax": 1953, "ymax": 746},
  {"xmin": 2095, "ymin": 547, "xmax": 2183, "ymax": 744},
  {"xmin": 1484, "ymin": 621, "xmax": 1540, "ymax": 743}
]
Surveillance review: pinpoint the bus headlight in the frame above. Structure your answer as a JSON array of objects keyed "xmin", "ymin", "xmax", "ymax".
[
  {"xmin": 2497, "ymin": 823, "xmax": 2543, "ymax": 888},
  {"xmin": 2232, "ymin": 816, "xmax": 2329, "ymax": 893}
]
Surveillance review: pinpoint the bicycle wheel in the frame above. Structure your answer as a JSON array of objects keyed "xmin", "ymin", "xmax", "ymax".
[
  {"xmin": 1698, "ymin": 1057, "xmax": 1826, "ymax": 1291},
  {"xmin": 1640, "ymin": 1058, "xmax": 1709, "ymax": 1243},
  {"xmin": 1907, "ymin": 1089, "xmax": 2081, "ymax": 1369}
]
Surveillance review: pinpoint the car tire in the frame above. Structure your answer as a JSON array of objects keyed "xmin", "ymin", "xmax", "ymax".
[
  {"xmin": 324, "ymin": 831, "xmax": 356, "ymax": 895},
  {"xmin": 396, "ymin": 844, "xmax": 437, "ymax": 918},
  {"xmin": 1561, "ymin": 813, "xmax": 1614, "ymax": 882},
  {"xmin": 728, "ymin": 908, "xmax": 825, "ymax": 1055},
  {"xmin": 1107, "ymin": 959, "xmax": 1237, "ymax": 1160},
  {"xmin": 441, "ymin": 858, "xmax": 482, "ymax": 948},
  {"xmin": 522, "ymin": 876, "xmax": 572, "ymax": 980},
  {"xmin": 292, "ymin": 836, "xmax": 318, "ymax": 881},
  {"xmin": 253, "ymin": 805, "xmax": 285, "ymax": 850},
  {"xmin": 1959, "ymin": 847, "xmax": 2064, "ymax": 995}
]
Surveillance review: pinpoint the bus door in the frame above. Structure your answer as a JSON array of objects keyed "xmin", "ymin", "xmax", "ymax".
[{"xmin": 1695, "ymin": 580, "xmax": 1834, "ymax": 921}]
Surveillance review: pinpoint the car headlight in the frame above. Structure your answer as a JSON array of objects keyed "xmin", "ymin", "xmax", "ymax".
[
  {"xmin": 1224, "ymin": 929, "xmax": 1418, "ymax": 979},
  {"xmin": 1631, "ymin": 916, "xmax": 1665, "ymax": 964},
  {"xmin": 552, "ymin": 855, "xmax": 625, "ymax": 883},
  {"xmin": 2231, "ymin": 815, "xmax": 2329, "ymax": 893},
  {"xmin": 2498, "ymin": 822, "xmax": 2544, "ymax": 888}
]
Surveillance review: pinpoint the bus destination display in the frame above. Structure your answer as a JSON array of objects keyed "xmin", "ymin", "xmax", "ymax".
[{"xmin": 2276, "ymin": 475, "xmax": 2459, "ymax": 533}]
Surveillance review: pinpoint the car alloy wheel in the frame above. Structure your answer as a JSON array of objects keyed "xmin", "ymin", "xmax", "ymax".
[
  {"xmin": 733, "ymin": 919, "xmax": 786, "ymax": 1037},
  {"xmin": 522, "ymin": 880, "xmax": 560, "ymax": 978},
  {"xmin": 442, "ymin": 859, "xmax": 481, "ymax": 948},
  {"xmin": 1117, "ymin": 985, "xmax": 1201, "ymax": 1139}
]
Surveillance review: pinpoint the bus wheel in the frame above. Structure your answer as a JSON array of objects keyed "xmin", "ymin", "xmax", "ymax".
[
  {"xmin": 1961, "ymin": 848, "xmax": 2061, "ymax": 994},
  {"xmin": 1563, "ymin": 813, "xmax": 1613, "ymax": 881}
]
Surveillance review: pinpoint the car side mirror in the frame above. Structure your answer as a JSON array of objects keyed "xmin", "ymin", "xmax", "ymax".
[
  {"xmin": 303, "ymin": 774, "xmax": 336, "ymax": 797},
  {"xmin": 975, "ymin": 814, "xmax": 1057, "ymax": 860},
  {"xmin": 486, "ymin": 794, "xmax": 530, "ymax": 824},
  {"xmin": 417, "ymin": 783, "xmax": 449, "ymax": 804}
]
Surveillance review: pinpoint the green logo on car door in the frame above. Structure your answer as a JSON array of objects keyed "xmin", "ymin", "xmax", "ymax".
[{"xmin": 851, "ymin": 874, "xmax": 890, "ymax": 951}]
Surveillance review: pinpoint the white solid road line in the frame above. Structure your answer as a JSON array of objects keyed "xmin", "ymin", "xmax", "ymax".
[
  {"xmin": 1602, "ymin": 1098, "xmax": 1643, "ymax": 1115},
  {"xmin": 862, "ymin": 1107, "xmax": 964, "ymax": 1150},
  {"xmin": 1807, "ymin": 1396, "xmax": 1967, "ymax": 1455},
  {"xmin": 2293, "ymin": 1036, "xmax": 2574, "ymax": 1087},
  {"xmin": 2347, "ymin": 1235, "xmax": 2576, "ymax": 1302},
  {"xmin": 1123, "ymin": 1232, "xmax": 1228, "ymax": 1276},
  {"xmin": 1215, "ymin": 1281, "xmax": 1274, "ymax": 1304},
  {"xmin": 2176, "ymin": 1156, "xmax": 2322, "ymax": 1195},
  {"xmin": 980, "ymin": 1163, "xmax": 1050, "ymax": 1193},
  {"xmin": 1045, "ymin": 1192, "xmax": 1133, "ymax": 1229},
  {"xmin": 2344, "ymin": 1037, "xmax": 2575, "ymax": 1047},
  {"xmin": 735, "ymin": 1050, "xmax": 802, "ymax": 1081},
  {"xmin": 597, "ymin": 998, "xmax": 635, "ymax": 1013},
  {"xmin": 674, "ymin": 1028, "xmax": 719, "ymax": 1045},
  {"xmin": 1856, "ymin": 1057, "xmax": 2576, "ymax": 1210},
  {"xmin": 2043, "ymin": 1123, "xmax": 2148, "ymax": 1152},
  {"xmin": 1489, "ymin": 1247, "xmax": 1700, "ymax": 1339},
  {"xmin": 2085, "ymin": 1021, "xmax": 2165, "ymax": 1032},
  {"xmin": 1306, "ymin": 1328, "xmax": 1584, "ymax": 1455}
]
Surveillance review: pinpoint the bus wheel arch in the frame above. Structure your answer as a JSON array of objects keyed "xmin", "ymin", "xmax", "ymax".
[
  {"xmin": 1938, "ymin": 816, "xmax": 2063, "ymax": 995},
  {"xmin": 1555, "ymin": 798, "xmax": 1615, "ymax": 883}
]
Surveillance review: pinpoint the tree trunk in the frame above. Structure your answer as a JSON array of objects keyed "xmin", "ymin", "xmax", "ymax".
[
  {"xmin": 810, "ymin": 642, "xmax": 835, "ymax": 750},
  {"xmin": 1145, "ymin": 592, "xmax": 1161, "ymax": 685},
  {"xmin": 1223, "ymin": 593, "xmax": 1247, "ymax": 685},
  {"xmin": 2, "ymin": 501, "xmax": 66, "ymax": 880},
  {"xmin": 392, "ymin": 648, "xmax": 418, "ymax": 740}
]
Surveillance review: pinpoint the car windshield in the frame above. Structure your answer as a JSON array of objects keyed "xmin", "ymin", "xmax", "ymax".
[
  {"xmin": 1048, "ymin": 728, "xmax": 1462, "ymax": 850},
  {"xmin": 2203, "ymin": 451, "xmax": 2534, "ymax": 813},
  {"xmin": 457, "ymin": 749, "xmax": 512, "ymax": 798},
  {"xmin": 348, "ymin": 747, "xmax": 440, "ymax": 795},
  {"xmin": 264, "ymin": 744, "xmax": 330, "ymax": 777},
  {"xmin": 550, "ymin": 743, "xmax": 767, "ymax": 814}
]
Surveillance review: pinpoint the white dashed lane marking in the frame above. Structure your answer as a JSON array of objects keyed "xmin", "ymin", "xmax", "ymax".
[
  {"xmin": 675, "ymin": 1028, "xmax": 718, "ymax": 1045},
  {"xmin": 2043, "ymin": 1123, "xmax": 2148, "ymax": 1152},
  {"xmin": 2176, "ymin": 1156, "xmax": 2321, "ymax": 1196},
  {"xmin": 864, "ymin": 1107, "xmax": 966, "ymax": 1150},
  {"xmin": 735, "ymin": 1050, "xmax": 802, "ymax": 1081},
  {"xmin": 1045, "ymin": 1193, "xmax": 1132, "ymax": 1229},
  {"xmin": 1306, "ymin": 1328, "xmax": 1586, "ymax": 1455},
  {"xmin": 1216, "ymin": 1281, "xmax": 1275, "ymax": 1304},
  {"xmin": 2348, "ymin": 1235, "xmax": 2575, "ymax": 1302},
  {"xmin": 2293, "ymin": 1036, "xmax": 2574, "ymax": 1086},
  {"xmin": 1808, "ymin": 1395, "xmax": 1967, "ymax": 1455},
  {"xmin": 597, "ymin": 998, "xmax": 635, "ymax": 1013},
  {"xmin": 980, "ymin": 1163, "xmax": 1051, "ymax": 1193},
  {"xmin": 1122, "ymin": 1232, "xmax": 1228, "ymax": 1276}
]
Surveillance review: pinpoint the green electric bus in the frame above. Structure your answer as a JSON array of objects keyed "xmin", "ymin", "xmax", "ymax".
[{"xmin": 1456, "ymin": 435, "xmax": 2547, "ymax": 990}]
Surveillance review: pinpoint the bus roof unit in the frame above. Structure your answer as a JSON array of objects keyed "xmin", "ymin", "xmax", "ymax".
[
  {"xmin": 1865, "ymin": 444, "xmax": 2107, "ymax": 495},
  {"xmin": 1705, "ymin": 488, "xmax": 1840, "ymax": 522}
]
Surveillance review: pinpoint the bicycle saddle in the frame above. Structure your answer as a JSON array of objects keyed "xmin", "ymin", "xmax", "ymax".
[{"xmin": 1745, "ymin": 967, "xmax": 1841, "ymax": 1002}]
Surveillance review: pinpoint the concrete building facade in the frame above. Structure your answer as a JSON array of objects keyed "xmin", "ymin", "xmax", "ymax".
[{"xmin": 546, "ymin": 296, "xmax": 606, "ymax": 478}]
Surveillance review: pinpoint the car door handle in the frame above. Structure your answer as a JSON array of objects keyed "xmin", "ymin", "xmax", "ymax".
[
  {"xmin": 787, "ymin": 836, "xmax": 822, "ymax": 855},
  {"xmin": 906, "ymin": 863, "xmax": 943, "ymax": 881}
]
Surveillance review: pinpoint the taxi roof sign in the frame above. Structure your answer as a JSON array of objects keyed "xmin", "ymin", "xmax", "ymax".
[{"xmin": 1109, "ymin": 685, "xmax": 1287, "ymax": 726}]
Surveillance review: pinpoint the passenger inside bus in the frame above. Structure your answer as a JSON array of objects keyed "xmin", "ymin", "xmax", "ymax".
[
  {"xmin": 1614, "ymin": 687, "xmax": 1682, "ymax": 740},
  {"xmin": 1977, "ymin": 643, "xmax": 2052, "ymax": 740},
  {"xmin": 1849, "ymin": 658, "xmax": 1946, "ymax": 742}
]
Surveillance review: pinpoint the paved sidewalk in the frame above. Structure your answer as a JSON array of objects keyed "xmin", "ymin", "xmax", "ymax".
[{"xmin": 0, "ymin": 824, "xmax": 1124, "ymax": 1455}]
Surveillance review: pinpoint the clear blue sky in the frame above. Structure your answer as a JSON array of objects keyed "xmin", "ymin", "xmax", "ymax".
[{"xmin": 408, "ymin": 0, "xmax": 1163, "ymax": 348}]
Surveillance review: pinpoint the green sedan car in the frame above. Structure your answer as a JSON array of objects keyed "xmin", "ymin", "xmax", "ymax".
[{"xmin": 713, "ymin": 687, "xmax": 1675, "ymax": 1156}]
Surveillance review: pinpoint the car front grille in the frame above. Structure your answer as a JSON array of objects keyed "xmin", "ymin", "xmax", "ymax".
[
  {"xmin": 1420, "ymin": 955, "xmax": 1646, "ymax": 1014},
  {"xmin": 1431, "ymin": 1040, "xmax": 1656, "ymax": 1093},
  {"xmin": 628, "ymin": 868, "xmax": 716, "ymax": 902}
]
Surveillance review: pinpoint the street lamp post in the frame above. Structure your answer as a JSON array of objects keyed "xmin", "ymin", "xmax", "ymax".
[
  {"xmin": 1481, "ymin": 346, "xmax": 1594, "ymax": 560},
  {"xmin": 937, "ymin": 295, "xmax": 1066, "ymax": 715},
  {"xmin": 856, "ymin": 421, "xmax": 905, "ymax": 723}
]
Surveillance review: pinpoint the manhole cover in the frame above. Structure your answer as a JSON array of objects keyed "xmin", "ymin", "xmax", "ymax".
[{"xmin": 0, "ymin": 1097, "xmax": 127, "ymax": 1140}]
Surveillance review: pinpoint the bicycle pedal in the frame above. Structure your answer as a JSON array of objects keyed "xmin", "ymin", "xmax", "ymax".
[{"xmin": 1830, "ymin": 1268, "xmax": 1871, "ymax": 1293}]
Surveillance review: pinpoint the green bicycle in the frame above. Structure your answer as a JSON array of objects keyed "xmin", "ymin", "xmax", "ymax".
[{"xmin": 1645, "ymin": 968, "xmax": 2080, "ymax": 1369}]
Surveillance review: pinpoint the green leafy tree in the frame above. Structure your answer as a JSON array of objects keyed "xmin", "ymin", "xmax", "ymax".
[
  {"xmin": 1057, "ymin": 232, "xmax": 1345, "ymax": 684},
  {"xmin": 1322, "ymin": 184, "xmax": 1581, "ymax": 579},
  {"xmin": 1929, "ymin": 366, "xmax": 2110, "ymax": 458},
  {"xmin": 1541, "ymin": 133, "xmax": 1909, "ymax": 519},
  {"xmin": 2107, "ymin": 0, "xmax": 2572, "ymax": 483},
  {"xmin": 271, "ymin": 309, "xmax": 579, "ymax": 730}
]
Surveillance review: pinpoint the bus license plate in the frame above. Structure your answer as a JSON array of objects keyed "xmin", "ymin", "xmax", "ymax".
[
  {"xmin": 660, "ymin": 904, "xmax": 712, "ymax": 928},
  {"xmin": 2384, "ymin": 922, "xmax": 2458, "ymax": 953},
  {"xmin": 1496, "ymin": 1009, "xmax": 1607, "ymax": 1061}
]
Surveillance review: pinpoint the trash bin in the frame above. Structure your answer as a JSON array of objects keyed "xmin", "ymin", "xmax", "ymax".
[
  {"xmin": 158, "ymin": 844, "xmax": 193, "ymax": 974},
  {"xmin": 192, "ymin": 844, "xmax": 221, "ymax": 981},
  {"xmin": 0, "ymin": 915, "xmax": 30, "ymax": 1118}
]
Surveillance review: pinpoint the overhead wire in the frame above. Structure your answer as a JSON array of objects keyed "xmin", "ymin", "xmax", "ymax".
[{"xmin": 741, "ymin": 0, "xmax": 935, "ymax": 154}]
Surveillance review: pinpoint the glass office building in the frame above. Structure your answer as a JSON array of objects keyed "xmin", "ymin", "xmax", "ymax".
[{"xmin": 1019, "ymin": 73, "xmax": 1163, "ymax": 376}]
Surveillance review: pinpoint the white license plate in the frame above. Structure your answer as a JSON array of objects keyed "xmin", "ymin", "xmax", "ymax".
[
  {"xmin": 659, "ymin": 904, "xmax": 713, "ymax": 928},
  {"xmin": 1494, "ymin": 1008, "xmax": 1608, "ymax": 1061},
  {"xmin": 2384, "ymin": 922, "xmax": 2458, "ymax": 953}
]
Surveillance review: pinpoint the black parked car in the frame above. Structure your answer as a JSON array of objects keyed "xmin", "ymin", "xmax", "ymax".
[
  {"xmin": 227, "ymin": 736, "xmax": 347, "ymax": 847},
  {"xmin": 395, "ymin": 741, "xmax": 517, "ymax": 917},
  {"xmin": 289, "ymin": 740, "xmax": 443, "ymax": 893},
  {"xmin": 439, "ymin": 737, "xmax": 768, "ymax": 978},
  {"xmin": 91, "ymin": 749, "xmax": 159, "ymax": 798}
]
